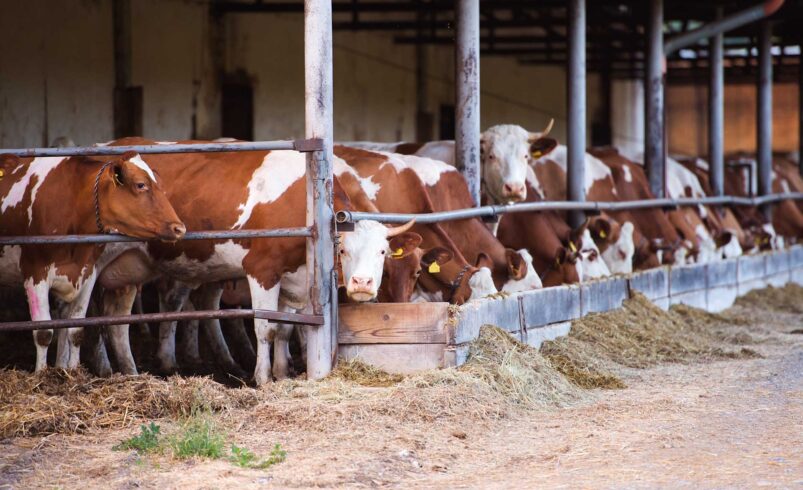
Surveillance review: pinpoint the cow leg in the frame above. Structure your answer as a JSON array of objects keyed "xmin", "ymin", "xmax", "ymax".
[
  {"xmin": 194, "ymin": 283, "xmax": 248, "ymax": 378},
  {"xmin": 61, "ymin": 272, "xmax": 99, "ymax": 369},
  {"xmin": 176, "ymin": 301, "xmax": 202, "ymax": 368},
  {"xmin": 272, "ymin": 308, "xmax": 295, "ymax": 381},
  {"xmin": 25, "ymin": 279, "xmax": 53, "ymax": 372},
  {"xmin": 101, "ymin": 285, "xmax": 139, "ymax": 375},
  {"xmin": 85, "ymin": 326, "xmax": 113, "ymax": 377},
  {"xmin": 247, "ymin": 276, "xmax": 281, "ymax": 386},
  {"xmin": 53, "ymin": 300, "xmax": 71, "ymax": 368},
  {"xmin": 220, "ymin": 313, "xmax": 257, "ymax": 372},
  {"xmin": 156, "ymin": 282, "xmax": 192, "ymax": 374}
]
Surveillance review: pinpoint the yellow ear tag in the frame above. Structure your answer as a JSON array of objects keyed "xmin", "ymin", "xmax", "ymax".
[
  {"xmin": 0, "ymin": 169, "xmax": 4, "ymax": 178},
  {"xmin": 599, "ymin": 230, "xmax": 607, "ymax": 239},
  {"xmin": 532, "ymin": 150, "xmax": 542, "ymax": 158},
  {"xmin": 391, "ymin": 248, "xmax": 404, "ymax": 259},
  {"xmin": 113, "ymin": 173, "xmax": 123, "ymax": 187},
  {"xmin": 428, "ymin": 262, "xmax": 441, "ymax": 274},
  {"xmin": 569, "ymin": 241, "xmax": 577, "ymax": 253}
]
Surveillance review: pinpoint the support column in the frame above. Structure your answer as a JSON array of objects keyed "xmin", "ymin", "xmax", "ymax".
[
  {"xmin": 455, "ymin": 0, "xmax": 481, "ymax": 207},
  {"xmin": 799, "ymin": 31, "xmax": 802, "ymax": 176},
  {"xmin": 567, "ymin": 0, "xmax": 586, "ymax": 228},
  {"xmin": 757, "ymin": 20, "xmax": 773, "ymax": 219},
  {"xmin": 304, "ymin": 0, "xmax": 335, "ymax": 380},
  {"xmin": 112, "ymin": 0, "xmax": 141, "ymax": 138},
  {"xmin": 415, "ymin": 5, "xmax": 432, "ymax": 142},
  {"xmin": 645, "ymin": 0, "xmax": 665, "ymax": 198},
  {"xmin": 709, "ymin": 6, "xmax": 725, "ymax": 197}
]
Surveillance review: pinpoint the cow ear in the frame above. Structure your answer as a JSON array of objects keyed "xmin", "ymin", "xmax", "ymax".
[
  {"xmin": 106, "ymin": 161, "xmax": 127, "ymax": 187},
  {"xmin": 421, "ymin": 247, "xmax": 453, "ymax": 268},
  {"xmin": 475, "ymin": 252, "xmax": 493, "ymax": 269},
  {"xmin": 714, "ymin": 230, "xmax": 733, "ymax": 249},
  {"xmin": 0, "ymin": 153, "xmax": 20, "ymax": 174},
  {"xmin": 529, "ymin": 137, "xmax": 558, "ymax": 159},
  {"xmin": 588, "ymin": 217, "xmax": 612, "ymax": 242},
  {"xmin": 505, "ymin": 249, "xmax": 527, "ymax": 280},
  {"xmin": 388, "ymin": 232, "xmax": 422, "ymax": 259}
]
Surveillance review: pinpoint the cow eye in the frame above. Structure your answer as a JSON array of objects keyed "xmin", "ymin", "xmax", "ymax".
[
  {"xmin": 380, "ymin": 250, "xmax": 386, "ymax": 255},
  {"xmin": 339, "ymin": 249, "xmax": 346, "ymax": 255},
  {"xmin": 136, "ymin": 182, "xmax": 147, "ymax": 190}
]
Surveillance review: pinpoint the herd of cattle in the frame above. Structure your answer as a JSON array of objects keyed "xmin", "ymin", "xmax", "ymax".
[{"xmin": 1, "ymin": 123, "xmax": 802, "ymax": 385}]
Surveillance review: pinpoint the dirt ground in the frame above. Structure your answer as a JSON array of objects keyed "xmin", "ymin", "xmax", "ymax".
[{"xmin": 1, "ymin": 299, "xmax": 801, "ymax": 489}]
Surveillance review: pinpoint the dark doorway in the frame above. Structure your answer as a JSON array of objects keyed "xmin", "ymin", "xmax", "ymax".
[
  {"xmin": 221, "ymin": 71, "xmax": 254, "ymax": 141},
  {"xmin": 439, "ymin": 104, "xmax": 455, "ymax": 140}
]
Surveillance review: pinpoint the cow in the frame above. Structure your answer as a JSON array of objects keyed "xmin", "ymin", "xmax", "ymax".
[
  {"xmin": 0, "ymin": 151, "xmax": 185, "ymax": 372},
  {"xmin": 333, "ymin": 145, "xmax": 499, "ymax": 304},
  {"xmin": 386, "ymin": 152, "xmax": 542, "ymax": 292},
  {"xmin": 95, "ymin": 139, "xmax": 419, "ymax": 384}
]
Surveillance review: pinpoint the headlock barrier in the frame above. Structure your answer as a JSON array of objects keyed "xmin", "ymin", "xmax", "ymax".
[{"xmin": 337, "ymin": 246, "xmax": 803, "ymax": 374}]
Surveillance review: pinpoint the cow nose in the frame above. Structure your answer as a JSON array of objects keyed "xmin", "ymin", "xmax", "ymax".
[
  {"xmin": 503, "ymin": 182, "xmax": 526, "ymax": 199},
  {"xmin": 349, "ymin": 277, "xmax": 373, "ymax": 289},
  {"xmin": 170, "ymin": 222, "xmax": 186, "ymax": 239}
]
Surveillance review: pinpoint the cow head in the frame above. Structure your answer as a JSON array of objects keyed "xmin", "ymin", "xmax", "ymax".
[
  {"xmin": 501, "ymin": 248, "xmax": 542, "ymax": 292},
  {"xmin": 338, "ymin": 219, "xmax": 417, "ymax": 302},
  {"xmin": 97, "ymin": 152, "xmax": 185, "ymax": 241},
  {"xmin": 714, "ymin": 230, "xmax": 742, "ymax": 259},
  {"xmin": 469, "ymin": 253, "xmax": 498, "ymax": 300},
  {"xmin": 589, "ymin": 217, "xmax": 635, "ymax": 275},
  {"xmin": 542, "ymin": 247, "xmax": 582, "ymax": 287},
  {"xmin": 378, "ymin": 242, "xmax": 453, "ymax": 303},
  {"xmin": 480, "ymin": 119, "xmax": 554, "ymax": 204},
  {"xmin": 570, "ymin": 226, "xmax": 610, "ymax": 280}
]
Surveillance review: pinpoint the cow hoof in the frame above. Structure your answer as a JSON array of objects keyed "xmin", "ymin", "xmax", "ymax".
[{"xmin": 156, "ymin": 362, "xmax": 180, "ymax": 376}]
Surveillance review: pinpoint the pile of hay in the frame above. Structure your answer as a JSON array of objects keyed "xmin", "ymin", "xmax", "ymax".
[
  {"xmin": 0, "ymin": 368, "xmax": 258, "ymax": 438},
  {"xmin": 541, "ymin": 293, "xmax": 761, "ymax": 389},
  {"xmin": 735, "ymin": 283, "xmax": 803, "ymax": 314}
]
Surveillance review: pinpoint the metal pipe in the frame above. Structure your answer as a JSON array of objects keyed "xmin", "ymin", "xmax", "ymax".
[
  {"xmin": 304, "ymin": 0, "xmax": 336, "ymax": 381},
  {"xmin": 455, "ymin": 0, "xmax": 481, "ymax": 207},
  {"xmin": 566, "ymin": 0, "xmax": 586, "ymax": 229},
  {"xmin": 645, "ymin": 0, "xmax": 665, "ymax": 198},
  {"xmin": 335, "ymin": 193, "xmax": 803, "ymax": 225},
  {"xmin": 709, "ymin": 6, "xmax": 725, "ymax": 197},
  {"xmin": 0, "ymin": 308, "xmax": 323, "ymax": 333},
  {"xmin": 757, "ymin": 20, "xmax": 774, "ymax": 219},
  {"xmin": 0, "ymin": 227, "xmax": 313, "ymax": 246},
  {"xmin": 665, "ymin": 0, "xmax": 785, "ymax": 55},
  {"xmin": 799, "ymin": 29, "xmax": 803, "ymax": 176},
  {"xmin": 0, "ymin": 139, "xmax": 322, "ymax": 158}
]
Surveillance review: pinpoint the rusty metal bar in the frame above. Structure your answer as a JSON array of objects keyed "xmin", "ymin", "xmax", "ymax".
[
  {"xmin": 304, "ymin": 0, "xmax": 336, "ymax": 381},
  {"xmin": 336, "ymin": 193, "xmax": 803, "ymax": 225},
  {"xmin": 0, "ymin": 139, "xmax": 323, "ymax": 158},
  {"xmin": 455, "ymin": 0, "xmax": 481, "ymax": 207},
  {"xmin": 0, "ymin": 309, "xmax": 323, "ymax": 333},
  {"xmin": 0, "ymin": 227, "xmax": 313, "ymax": 246}
]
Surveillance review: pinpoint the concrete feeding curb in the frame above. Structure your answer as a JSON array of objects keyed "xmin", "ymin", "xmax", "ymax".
[{"xmin": 338, "ymin": 245, "xmax": 803, "ymax": 374}]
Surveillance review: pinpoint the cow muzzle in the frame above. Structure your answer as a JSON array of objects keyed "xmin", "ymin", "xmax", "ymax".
[
  {"xmin": 347, "ymin": 276, "xmax": 377, "ymax": 302},
  {"xmin": 502, "ymin": 182, "xmax": 526, "ymax": 202},
  {"xmin": 161, "ymin": 222, "xmax": 187, "ymax": 242}
]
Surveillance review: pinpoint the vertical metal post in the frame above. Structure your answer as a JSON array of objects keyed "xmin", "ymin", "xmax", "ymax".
[
  {"xmin": 799, "ymin": 32, "xmax": 803, "ymax": 176},
  {"xmin": 567, "ymin": 0, "xmax": 586, "ymax": 228},
  {"xmin": 645, "ymin": 0, "xmax": 665, "ymax": 198},
  {"xmin": 757, "ymin": 20, "xmax": 773, "ymax": 219},
  {"xmin": 415, "ymin": 4, "xmax": 432, "ymax": 142},
  {"xmin": 304, "ymin": 0, "xmax": 335, "ymax": 380},
  {"xmin": 455, "ymin": 0, "xmax": 481, "ymax": 207},
  {"xmin": 709, "ymin": 6, "xmax": 725, "ymax": 197}
]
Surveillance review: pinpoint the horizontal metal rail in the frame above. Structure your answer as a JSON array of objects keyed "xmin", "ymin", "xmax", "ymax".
[
  {"xmin": 0, "ymin": 308, "xmax": 324, "ymax": 333},
  {"xmin": 336, "ymin": 193, "xmax": 803, "ymax": 224},
  {"xmin": 0, "ymin": 138, "xmax": 323, "ymax": 158},
  {"xmin": 0, "ymin": 227, "xmax": 313, "ymax": 246}
]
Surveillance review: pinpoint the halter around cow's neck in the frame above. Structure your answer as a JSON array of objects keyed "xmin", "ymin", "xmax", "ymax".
[
  {"xmin": 93, "ymin": 160, "xmax": 116, "ymax": 234},
  {"xmin": 448, "ymin": 264, "xmax": 473, "ymax": 302}
]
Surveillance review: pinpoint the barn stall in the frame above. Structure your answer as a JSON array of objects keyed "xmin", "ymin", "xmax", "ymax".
[{"xmin": 1, "ymin": 0, "xmax": 802, "ymax": 380}]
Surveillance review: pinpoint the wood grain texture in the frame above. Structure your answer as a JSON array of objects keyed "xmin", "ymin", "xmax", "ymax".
[
  {"xmin": 338, "ymin": 344, "xmax": 447, "ymax": 373},
  {"xmin": 338, "ymin": 302, "xmax": 450, "ymax": 344}
]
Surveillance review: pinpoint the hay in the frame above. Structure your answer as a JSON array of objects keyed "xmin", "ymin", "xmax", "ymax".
[
  {"xmin": 540, "ymin": 293, "xmax": 762, "ymax": 389},
  {"xmin": 0, "ymin": 368, "xmax": 257, "ymax": 438},
  {"xmin": 735, "ymin": 284, "xmax": 803, "ymax": 314},
  {"xmin": 329, "ymin": 358, "xmax": 404, "ymax": 387}
]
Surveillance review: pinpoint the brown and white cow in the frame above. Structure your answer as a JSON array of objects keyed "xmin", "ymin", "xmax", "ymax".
[
  {"xmin": 96, "ymin": 139, "xmax": 418, "ymax": 384},
  {"xmin": 0, "ymin": 152, "xmax": 185, "ymax": 371}
]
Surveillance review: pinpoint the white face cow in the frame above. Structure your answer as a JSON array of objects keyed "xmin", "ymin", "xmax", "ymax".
[
  {"xmin": 480, "ymin": 120, "xmax": 554, "ymax": 204},
  {"xmin": 577, "ymin": 229, "xmax": 611, "ymax": 280},
  {"xmin": 501, "ymin": 249, "xmax": 543, "ymax": 292},
  {"xmin": 338, "ymin": 219, "xmax": 417, "ymax": 302},
  {"xmin": 601, "ymin": 221, "xmax": 635, "ymax": 275}
]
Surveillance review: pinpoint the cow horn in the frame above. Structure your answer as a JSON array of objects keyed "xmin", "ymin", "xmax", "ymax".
[
  {"xmin": 386, "ymin": 219, "xmax": 416, "ymax": 237},
  {"xmin": 541, "ymin": 118, "xmax": 555, "ymax": 137}
]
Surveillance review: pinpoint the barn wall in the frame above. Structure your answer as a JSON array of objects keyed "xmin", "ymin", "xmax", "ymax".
[
  {"xmin": 666, "ymin": 82, "xmax": 800, "ymax": 157},
  {"xmin": 0, "ymin": 0, "xmax": 114, "ymax": 148}
]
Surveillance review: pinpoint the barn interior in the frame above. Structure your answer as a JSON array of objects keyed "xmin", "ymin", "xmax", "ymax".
[{"xmin": 1, "ymin": 0, "xmax": 800, "ymax": 159}]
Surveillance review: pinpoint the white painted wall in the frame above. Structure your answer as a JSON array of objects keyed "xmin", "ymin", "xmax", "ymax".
[{"xmin": 0, "ymin": 1, "xmax": 606, "ymax": 147}]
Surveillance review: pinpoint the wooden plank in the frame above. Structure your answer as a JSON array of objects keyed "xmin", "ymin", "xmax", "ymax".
[
  {"xmin": 338, "ymin": 344, "xmax": 447, "ymax": 374},
  {"xmin": 338, "ymin": 302, "xmax": 450, "ymax": 344}
]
